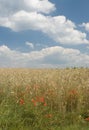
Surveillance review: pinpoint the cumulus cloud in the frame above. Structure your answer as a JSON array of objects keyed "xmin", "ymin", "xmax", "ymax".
[
  {"xmin": 0, "ymin": 11, "xmax": 48, "ymax": 31},
  {"xmin": 0, "ymin": 0, "xmax": 53, "ymax": 30},
  {"xmin": 81, "ymin": 22, "xmax": 89, "ymax": 32},
  {"xmin": 24, "ymin": 0, "xmax": 56, "ymax": 14},
  {"xmin": 0, "ymin": 0, "xmax": 55, "ymax": 16},
  {"xmin": 0, "ymin": 0, "xmax": 89, "ymax": 45},
  {"xmin": 44, "ymin": 16, "xmax": 89, "ymax": 44},
  {"xmin": 0, "ymin": 11, "xmax": 89, "ymax": 45},
  {"xmin": 0, "ymin": 45, "xmax": 89, "ymax": 68}
]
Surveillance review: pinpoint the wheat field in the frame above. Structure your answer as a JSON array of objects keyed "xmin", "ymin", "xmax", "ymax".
[{"xmin": 0, "ymin": 68, "xmax": 89, "ymax": 130}]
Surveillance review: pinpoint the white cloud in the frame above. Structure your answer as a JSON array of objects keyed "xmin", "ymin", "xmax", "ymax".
[
  {"xmin": 0, "ymin": 11, "xmax": 48, "ymax": 31},
  {"xmin": 0, "ymin": 11, "xmax": 89, "ymax": 45},
  {"xmin": 0, "ymin": 45, "xmax": 89, "ymax": 68},
  {"xmin": 0, "ymin": 0, "xmax": 89, "ymax": 45},
  {"xmin": 43, "ymin": 16, "xmax": 89, "ymax": 44},
  {"xmin": 24, "ymin": 0, "xmax": 55, "ymax": 14},
  {"xmin": 25, "ymin": 41, "xmax": 34, "ymax": 49},
  {"xmin": 0, "ymin": 0, "xmax": 55, "ymax": 16},
  {"xmin": 81, "ymin": 22, "xmax": 89, "ymax": 31}
]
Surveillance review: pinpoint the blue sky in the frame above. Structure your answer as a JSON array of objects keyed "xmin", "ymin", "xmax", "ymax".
[{"xmin": 0, "ymin": 0, "xmax": 89, "ymax": 68}]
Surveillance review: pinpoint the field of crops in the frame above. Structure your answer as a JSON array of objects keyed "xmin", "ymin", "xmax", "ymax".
[{"xmin": 0, "ymin": 68, "xmax": 89, "ymax": 130}]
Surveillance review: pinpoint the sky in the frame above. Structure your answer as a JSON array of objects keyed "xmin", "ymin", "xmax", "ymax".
[{"xmin": 0, "ymin": 0, "xmax": 89, "ymax": 68}]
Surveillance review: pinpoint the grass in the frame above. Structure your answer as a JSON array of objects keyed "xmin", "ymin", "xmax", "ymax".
[
  {"xmin": 2, "ymin": 124, "xmax": 89, "ymax": 130},
  {"xmin": 0, "ymin": 68, "xmax": 89, "ymax": 129}
]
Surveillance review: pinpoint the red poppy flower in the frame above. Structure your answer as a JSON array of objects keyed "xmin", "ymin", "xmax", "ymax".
[
  {"xmin": 69, "ymin": 89, "xmax": 77, "ymax": 95},
  {"xmin": 44, "ymin": 102, "xmax": 47, "ymax": 106},
  {"xmin": 19, "ymin": 99, "xmax": 25, "ymax": 105},
  {"xmin": 85, "ymin": 117, "xmax": 89, "ymax": 121},
  {"xmin": 36, "ymin": 97, "xmax": 45, "ymax": 103},
  {"xmin": 45, "ymin": 114, "xmax": 52, "ymax": 118}
]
